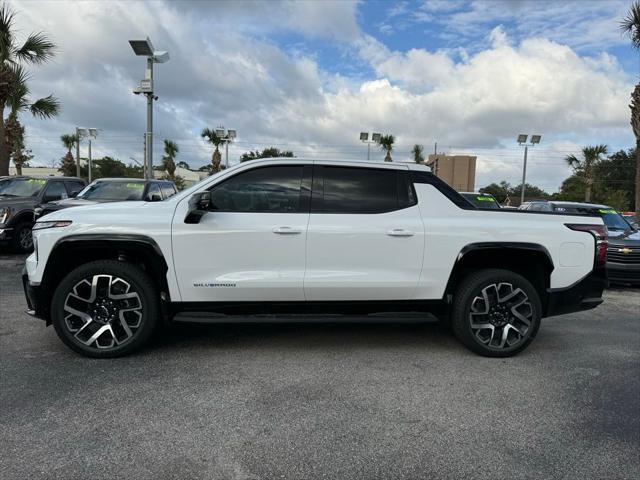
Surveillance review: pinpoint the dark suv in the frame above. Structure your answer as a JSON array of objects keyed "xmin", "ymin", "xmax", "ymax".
[
  {"xmin": 0, "ymin": 176, "xmax": 86, "ymax": 252},
  {"xmin": 35, "ymin": 178, "xmax": 178, "ymax": 219}
]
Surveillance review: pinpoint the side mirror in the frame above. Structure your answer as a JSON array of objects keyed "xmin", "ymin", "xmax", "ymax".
[
  {"xmin": 184, "ymin": 191, "xmax": 211, "ymax": 224},
  {"xmin": 149, "ymin": 193, "xmax": 162, "ymax": 202},
  {"xmin": 43, "ymin": 194, "xmax": 62, "ymax": 203}
]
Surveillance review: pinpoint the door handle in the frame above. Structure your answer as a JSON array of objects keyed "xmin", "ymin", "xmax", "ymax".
[
  {"xmin": 387, "ymin": 229, "xmax": 414, "ymax": 237},
  {"xmin": 273, "ymin": 226, "xmax": 303, "ymax": 234}
]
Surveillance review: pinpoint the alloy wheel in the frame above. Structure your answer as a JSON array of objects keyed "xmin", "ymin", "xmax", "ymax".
[
  {"xmin": 468, "ymin": 282, "xmax": 533, "ymax": 350},
  {"xmin": 63, "ymin": 274, "xmax": 143, "ymax": 349}
]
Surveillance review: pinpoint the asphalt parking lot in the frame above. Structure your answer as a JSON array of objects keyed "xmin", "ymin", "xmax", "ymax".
[{"xmin": 1, "ymin": 253, "xmax": 639, "ymax": 480}]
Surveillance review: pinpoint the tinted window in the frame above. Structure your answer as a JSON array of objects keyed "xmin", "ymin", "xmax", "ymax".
[
  {"xmin": 0, "ymin": 178, "xmax": 46, "ymax": 197},
  {"xmin": 461, "ymin": 193, "xmax": 501, "ymax": 209},
  {"xmin": 78, "ymin": 181, "xmax": 146, "ymax": 201},
  {"xmin": 209, "ymin": 165, "xmax": 303, "ymax": 213},
  {"xmin": 161, "ymin": 183, "xmax": 176, "ymax": 199},
  {"xmin": 43, "ymin": 182, "xmax": 68, "ymax": 202},
  {"xmin": 145, "ymin": 183, "xmax": 161, "ymax": 200},
  {"xmin": 321, "ymin": 167, "xmax": 400, "ymax": 214},
  {"xmin": 529, "ymin": 203, "xmax": 551, "ymax": 212},
  {"xmin": 65, "ymin": 181, "xmax": 85, "ymax": 197}
]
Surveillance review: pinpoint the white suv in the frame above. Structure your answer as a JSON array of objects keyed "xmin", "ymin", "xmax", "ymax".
[{"xmin": 23, "ymin": 159, "xmax": 608, "ymax": 358}]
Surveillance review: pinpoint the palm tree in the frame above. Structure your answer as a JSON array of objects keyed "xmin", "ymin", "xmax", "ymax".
[
  {"xmin": 0, "ymin": 4, "xmax": 58, "ymax": 176},
  {"xmin": 377, "ymin": 134, "xmax": 395, "ymax": 162},
  {"xmin": 162, "ymin": 139, "xmax": 179, "ymax": 180},
  {"xmin": 564, "ymin": 145, "xmax": 607, "ymax": 202},
  {"xmin": 60, "ymin": 133, "xmax": 77, "ymax": 177},
  {"xmin": 621, "ymin": 1, "xmax": 640, "ymax": 49},
  {"xmin": 621, "ymin": 1, "xmax": 640, "ymax": 215},
  {"xmin": 412, "ymin": 144, "xmax": 424, "ymax": 164},
  {"xmin": 201, "ymin": 128, "xmax": 223, "ymax": 174}
]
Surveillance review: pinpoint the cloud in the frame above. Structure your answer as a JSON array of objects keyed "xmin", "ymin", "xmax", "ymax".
[{"xmin": 7, "ymin": 0, "xmax": 635, "ymax": 194}]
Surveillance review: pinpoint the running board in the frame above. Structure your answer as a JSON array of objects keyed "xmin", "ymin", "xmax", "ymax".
[{"xmin": 172, "ymin": 311, "xmax": 434, "ymax": 324}]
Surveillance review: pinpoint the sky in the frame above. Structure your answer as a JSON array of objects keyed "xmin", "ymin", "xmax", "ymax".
[{"xmin": 10, "ymin": 0, "xmax": 639, "ymax": 192}]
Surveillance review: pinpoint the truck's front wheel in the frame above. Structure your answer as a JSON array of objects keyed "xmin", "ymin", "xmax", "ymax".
[
  {"xmin": 51, "ymin": 260, "xmax": 159, "ymax": 358},
  {"xmin": 452, "ymin": 269, "xmax": 541, "ymax": 357}
]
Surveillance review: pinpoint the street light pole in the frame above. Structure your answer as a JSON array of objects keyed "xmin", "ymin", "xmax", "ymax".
[
  {"xmin": 360, "ymin": 132, "xmax": 381, "ymax": 161},
  {"xmin": 129, "ymin": 37, "xmax": 169, "ymax": 181},
  {"xmin": 145, "ymin": 57, "xmax": 153, "ymax": 180},
  {"xmin": 520, "ymin": 145, "xmax": 528, "ymax": 205},
  {"xmin": 517, "ymin": 134, "xmax": 542, "ymax": 205},
  {"xmin": 75, "ymin": 127, "xmax": 81, "ymax": 177}
]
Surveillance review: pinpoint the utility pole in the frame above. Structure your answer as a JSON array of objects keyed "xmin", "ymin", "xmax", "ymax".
[
  {"xmin": 88, "ymin": 138, "xmax": 92, "ymax": 183},
  {"xmin": 75, "ymin": 127, "xmax": 81, "ymax": 177}
]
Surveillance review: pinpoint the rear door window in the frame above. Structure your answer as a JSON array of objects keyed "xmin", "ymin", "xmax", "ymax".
[{"xmin": 318, "ymin": 166, "xmax": 404, "ymax": 214}]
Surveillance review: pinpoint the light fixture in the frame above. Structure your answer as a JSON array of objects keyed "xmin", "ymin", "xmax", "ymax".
[
  {"xmin": 215, "ymin": 128, "xmax": 225, "ymax": 137},
  {"xmin": 360, "ymin": 132, "xmax": 368, "ymax": 141},
  {"xmin": 227, "ymin": 129, "xmax": 237, "ymax": 139},
  {"xmin": 517, "ymin": 134, "xmax": 528, "ymax": 144},
  {"xmin": 372, "ymin": 133, "xmax": 381, "ymax": 143},
  {"xmin": 129, "ymin": 36, "xmax": 169, "ymax": 179},
  {"xmin": 530, "ymin": 134, "xmax": 542, "ymax": 144}
]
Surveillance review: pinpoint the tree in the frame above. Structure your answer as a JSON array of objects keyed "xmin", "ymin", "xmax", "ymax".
[
  {"xmin": 621, "ymin": 1, "xmax": 640, "ymax": 49},
  {"xmin": 9, "ymin": 122, "xmax": 30, "ymax": 175},
  {"xmin": 176, "ymin": 161, "xmax": 190, "ymax": 170},
  {"xmin": 59, "ymin": 133, "xmax": 78, "ymax": 176},
  {"xmin": 480, "ymin": 181, "xmax": 549, "ymax": 205},
  {"xmin": 480, "ymin": 181, "xmax": 512, "ymax": 204},
  {"xmin": 240, "ymin": 147, "xmax": 295, "ymax": 162},
  {"xmin": 564, "ymin": 145, "xmax": 607, "ymax": 202},
  {"xmin": 377, "ymin": 134, "xmax": 395, "ymax": 162},
  {"xmin": 162, "ymin": 139, "xmax": 178, "ymax": 181},
  {"xmin": 0, "ymin": 4, "xmax": 59, "ymax": 176},
  {"xmin": 621, "ymin": 1, "xmax": 640, "ymax": 216},
  {"xmin": 412, "ymin": 144, "xmax": 424, "ymax": 164},
  {"xmin": 201, "ymin": 128, "xmax": 223, "ymax": 174}
]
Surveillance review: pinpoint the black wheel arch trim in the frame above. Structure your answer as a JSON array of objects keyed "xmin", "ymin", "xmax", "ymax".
[
  {"xmin": 32, "ymin": 234, "xmax": 170, "ymax": 323},
  {"xmin": 444, "ymin": 242, "xmax": 555, "ymax": 306},
  {"xmin": 456, "ymin": 242, "xmax": 554, "ymax": 268}
]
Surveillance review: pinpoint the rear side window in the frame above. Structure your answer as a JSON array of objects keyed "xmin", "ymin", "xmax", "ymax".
[
  {"xmin": 161, "ymin": 183, "xmax": 176, "ymax": 198},
  {"xmin": 65, "ymin": 180, "xmax": 85, "ymax": 197},
  {"xmin": 318, "ymin": 166, "xmax": 410, "ymax": 214}
]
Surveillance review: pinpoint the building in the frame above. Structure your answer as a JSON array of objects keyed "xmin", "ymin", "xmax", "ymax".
[
  {"xmin": 426, "ymin": 154, "xmax": 477, "ymax": 192},
  {"xmin": 8, "ymin": 167, "xmax": 61, "ymax": 177}
]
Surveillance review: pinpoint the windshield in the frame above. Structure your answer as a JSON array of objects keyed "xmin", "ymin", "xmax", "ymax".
[
  {"xmin": 0, "ymin": 178, "xmax": 46, "ymax": 197},
  {"xmin": 461, "ymin": 193, "xmax": 501, "ymax": 209},
  {"xmin": 77, "ymin": 181, "xmax": 146, "ymax": 201},
  {"xmin": 597, "ymin": 209, "xmax": 634, "ymax": 232}
]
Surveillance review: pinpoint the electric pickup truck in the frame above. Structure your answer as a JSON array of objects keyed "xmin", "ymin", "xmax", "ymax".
[{"xmin": 22, "ymin": 159, "xmax": 608, "ymax": 358}]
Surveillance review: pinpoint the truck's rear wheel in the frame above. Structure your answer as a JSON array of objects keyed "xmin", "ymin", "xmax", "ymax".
[
  {"xmin": 452, "ymin": 269, "xmax": 541, "ymax": 357},
  {"xmin": 51, "ymin": 260, "xmax": 159, "ymax": 358}
]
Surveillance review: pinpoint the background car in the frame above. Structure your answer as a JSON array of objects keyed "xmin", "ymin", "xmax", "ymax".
[
  {"xmin": 519, "ymin": 200, "xmax": 639, "ymax": 286},
  {"xmin": 621, "ymin": 211, "xmax": 639, "ymax": 229},
  {"xmin": 459, "ymin": 192, "xmax": 502, "ymax": 209},
  {"xmin": 0, "ymin": 176, "xmax": 86, "ymax": 252},
  {"xmin": 36, "ymin": 178, "xmax": 178, "ymax": 218}
]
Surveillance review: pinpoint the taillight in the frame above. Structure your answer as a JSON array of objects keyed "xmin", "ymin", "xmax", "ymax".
[{"xmin": 565, "ymin": 223, "xmax": 608, "ymax": 270}]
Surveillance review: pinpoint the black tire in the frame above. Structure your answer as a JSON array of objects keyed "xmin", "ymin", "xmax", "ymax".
[
  {"xmin": 11, "ymin": 222, "xmax": 34, "ymax": 253},
  {"xmin": 451, "ymin": 269, "xmax": 542, "ymax": 357},
  {"xmin": 51, "ymin": 260, "xmax": 159, "ymax": 358}
]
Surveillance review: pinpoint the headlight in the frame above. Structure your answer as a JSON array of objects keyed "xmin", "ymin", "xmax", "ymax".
[
  {"xmin": 32, "ymin": 220, "xmax": 73, "ymax": 231},
  {"xmin": 0, "ymin": 207, "xmax": 8, "ymax": 224}
]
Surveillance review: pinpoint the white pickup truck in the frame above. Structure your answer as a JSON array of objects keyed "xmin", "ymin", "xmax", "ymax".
[{"xmin": 23, "ymin": 159, "xmax": 608, "ymax": 358}]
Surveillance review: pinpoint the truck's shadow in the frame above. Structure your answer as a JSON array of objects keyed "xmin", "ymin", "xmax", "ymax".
[{"xmin": 149, "ymin": 317, "xmax": 461, "ymax": 353}]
